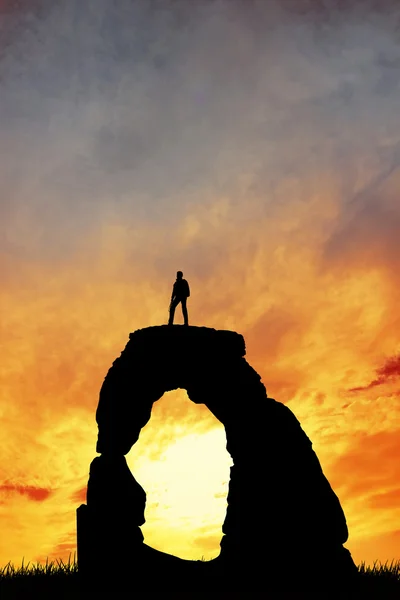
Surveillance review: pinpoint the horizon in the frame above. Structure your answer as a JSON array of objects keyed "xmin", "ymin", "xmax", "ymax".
[{"xmin": 1, "ymin": 0, "xmax": 400, "ymax": 569}]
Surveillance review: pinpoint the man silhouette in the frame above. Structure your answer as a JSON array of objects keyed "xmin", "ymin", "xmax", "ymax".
[{"xmin": 168, "ymin": 271, "xmax": 190, "ymax": 326}]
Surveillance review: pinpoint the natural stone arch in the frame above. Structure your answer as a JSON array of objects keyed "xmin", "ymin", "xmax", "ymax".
[
  {"xmin": 95, "ymin": 326, "xmax": 248, "ymax": 456},
  {"xmin": 78, "ymin": 325, "xmax": 359, "ymax": 593}
]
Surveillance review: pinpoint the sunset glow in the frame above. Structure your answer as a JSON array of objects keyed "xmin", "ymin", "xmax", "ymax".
[{"xmin": 1, "ymin": 0, "xmax": 400, "ymax": 569}]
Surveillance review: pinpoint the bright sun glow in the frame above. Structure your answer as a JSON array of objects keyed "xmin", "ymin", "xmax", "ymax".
[{"xmin": 127, "ymin": 390, "xmax": 233, "ymax": 560}]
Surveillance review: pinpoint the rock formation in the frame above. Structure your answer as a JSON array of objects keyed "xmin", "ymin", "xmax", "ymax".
[{"xmin": 77, "ymin": 325, "xmax": 359, "ymax": 594}]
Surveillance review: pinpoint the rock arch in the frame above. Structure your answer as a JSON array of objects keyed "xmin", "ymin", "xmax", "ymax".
[{"xmin": 78, "ymin": 325, "xmax": 358, "ymax": 592}]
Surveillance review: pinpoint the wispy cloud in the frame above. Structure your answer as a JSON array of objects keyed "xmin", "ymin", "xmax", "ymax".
[
  {"xmin": 349, "ymin": 355, "xmax": 400, "ymax": 392},
  {"xmin": 0, "ymin": 484, "xmax": 53, "ymax": 503}
]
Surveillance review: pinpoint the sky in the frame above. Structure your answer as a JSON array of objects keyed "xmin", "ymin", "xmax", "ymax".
[{"xmin": 1, "ymin": 0, "xmax": 400, "ymax": 568}]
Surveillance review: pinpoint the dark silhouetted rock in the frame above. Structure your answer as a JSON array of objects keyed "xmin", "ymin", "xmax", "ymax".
[{"xmin": 78, "ymin": 325, "xmax": 359, "ymax": 595}]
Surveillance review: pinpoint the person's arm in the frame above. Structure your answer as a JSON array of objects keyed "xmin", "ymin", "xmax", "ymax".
[
  {"xmin": 171, "ymin": 282, "xmax": 176, "ymax": 301},
  {"xmin": 186, "ymin": 281, "xmax": 190, "ymax": 297}
]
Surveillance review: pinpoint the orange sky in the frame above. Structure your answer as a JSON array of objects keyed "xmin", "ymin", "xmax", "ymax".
[{"xmin": 1, "ymin": 0, "xmax": 400, "ymax": 569}]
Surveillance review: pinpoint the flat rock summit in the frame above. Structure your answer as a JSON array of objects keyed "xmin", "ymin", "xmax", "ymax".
[{"xmin": 77, "ymin": 325, "xmax": 359, "ymax": 595}]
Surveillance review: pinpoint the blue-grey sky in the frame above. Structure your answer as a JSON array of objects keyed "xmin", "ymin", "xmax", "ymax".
[{"xmin": 1, "ymin": 0, "xmax": 400, "ymax": 269}]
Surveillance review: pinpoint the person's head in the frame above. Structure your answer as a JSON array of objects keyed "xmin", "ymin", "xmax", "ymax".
[{"xmin": 176, "ymin": 271, "xmax": 183, "ymax": 279}]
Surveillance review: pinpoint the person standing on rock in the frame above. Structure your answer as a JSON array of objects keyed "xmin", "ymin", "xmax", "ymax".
[{"xmin": 168, "ymin": 271, "xmax": 190, "ymax": 326}]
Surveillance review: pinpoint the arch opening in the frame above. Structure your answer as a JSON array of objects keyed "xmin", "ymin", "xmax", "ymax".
[{"xmin": 127, "ymin": 389, "xmax": 233, "ymax": 560}]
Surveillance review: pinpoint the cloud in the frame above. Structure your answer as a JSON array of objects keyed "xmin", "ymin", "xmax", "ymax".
[
  {"xmin": 329, "ymin": 429, "xmax": 400, "ymax": 510},
  {"xmin": 349, "ymin": 354, "xmax": 400, "ymax": 391},
  {"xmin": 321, "ymin": 165, "xmax": 400, "ymax": 278},
  {"xmin": 368, "ymin": 488, "xmax": 400, "ymax": 510},
  {"xmin": 192, "ymin": 532, "xmax": 223, "ymax": 552},
  {"xmin": 70, "ymin": 487, "xmax": 87, "ymax": 504},
  {"xmin": 0, "ymin": 483, "xmax": 53, "ymax": 503}
]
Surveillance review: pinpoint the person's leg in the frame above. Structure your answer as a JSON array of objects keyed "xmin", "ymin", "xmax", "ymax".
[
  {"xmin": 181, "ymin": 298, "xmax": 189, "ymax": 326},
  {"xmin": 168, "ymin": 298, "xmax": 180, "ymax": 325}
]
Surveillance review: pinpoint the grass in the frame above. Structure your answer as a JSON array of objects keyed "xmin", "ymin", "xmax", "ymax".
[
  {"xmin": 0, "ymin": 555, "xmax": 399, "ymax": 599},
  {"xmin": 0, "ymin": 553, "xmax": 79, "ymax": 577},
  {"xmin": 0, "ymin": 554, "xmax": 79, "ymax": 600},
  {"xmin": 356, "ymin": 559, "xmax": 400, "ymax": 598}
]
